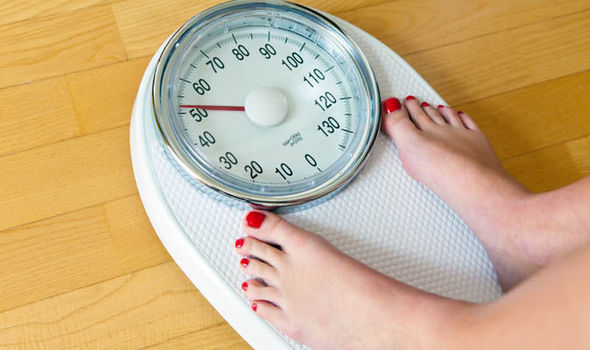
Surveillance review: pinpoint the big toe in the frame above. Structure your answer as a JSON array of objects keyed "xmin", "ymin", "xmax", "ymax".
[
  {"xmin": 381, "ymin": 97, "xmax": 419, "ymax": 146},
  {"xmin": 242, "ymin": 211, "xmax": 312, "ymax": 252}
]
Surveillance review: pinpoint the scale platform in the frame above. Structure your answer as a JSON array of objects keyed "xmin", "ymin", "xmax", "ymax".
[{"xmin": 130, "ymin": 13, "xmax": 502, "ymax": 350}]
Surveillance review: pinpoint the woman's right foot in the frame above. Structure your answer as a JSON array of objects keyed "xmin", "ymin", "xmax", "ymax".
[{"xmin": 381, "ymin": 97, "xmax": 533, "ymax": 289}]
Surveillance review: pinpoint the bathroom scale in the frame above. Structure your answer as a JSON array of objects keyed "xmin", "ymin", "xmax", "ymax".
[{"xmin": 130, "ymin": 1, "xmax": 502, "ymax": 348}]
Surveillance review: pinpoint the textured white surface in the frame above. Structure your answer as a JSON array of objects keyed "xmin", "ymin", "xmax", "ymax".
[{"xmin": 136, "ymin": 16, "xmax": 502, "ymax": 350}]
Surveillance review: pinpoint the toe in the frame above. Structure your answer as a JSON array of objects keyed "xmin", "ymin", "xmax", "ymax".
[
  {"xmin": 240, "ymin": 257, "xmax": 279, "ymax": 284},
  {"xmin": 235, "ymin": 236, "xmax": 285, "ymax": 268},
  {"xmin": 242, "ymin": 279, "xmax": 282, "ymax": 303},
  {"xmin": 381, "ymin": 97, "xmax": 419, "ymax": 146},
  {"xmin": 457, "ymin": 111, "xmax": 480, "ymax": 131},
  {"xmin": 252, "ymin": 300, "xmax": 288, "ymax": 329},
  {"xmin": 404, "ymin": 95, "xmax": 434, "ymax": 129},
  {"xmin": 242, "ymin": 211, "xmax": 313, "ymax": 252},
  {"xmin": 437, "ymin": 105, "xmax": 463, "ymax": 127},
  {"xmin": 421, "ymin": 101, "xmax": 446, "ymax": 125}
]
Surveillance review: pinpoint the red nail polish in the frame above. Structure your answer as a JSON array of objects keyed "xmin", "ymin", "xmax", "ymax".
[
  {"xmin": 405, "ymin": 95, "xmax": 416, "ymax": 101},
  {"xmin": 457, "ymin": 110, "xmax": 464, "ymax": 115},
  {"xmin": 240, "ymin": 258, "xmax": 250, "ymax": 268},
  {"xmin": 252, "ymin": 302, "xmax": 257, "ymax": 312},
  {"xmin": 241, "ymin": 282, "xmax": 248, "ymax": 291},
  {"xmin": 382, "ymin": 97, "xmax": 401, "ymax": 114},
  {"xmin": 421, "ymin": 101, "xmax": 430, "ymax": 107},
  {"xmin": 235, "ymin": 238, "xmax": 244, "ymax": 249},
  {"xmin": 437, "ymin": 105, "xmax": 445, "ymax": 109},
  {"xmin": 246, "ymin": 211, "xmax": 265, "ymax": 228}
]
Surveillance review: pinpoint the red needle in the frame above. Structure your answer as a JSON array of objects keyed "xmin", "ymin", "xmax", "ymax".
[{"xmin": 179, "ymin": 104, "xmax": 245, "ymax": 111}]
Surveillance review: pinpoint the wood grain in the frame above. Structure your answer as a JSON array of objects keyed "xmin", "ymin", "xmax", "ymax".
[
  {"xmin": 1, "ymin": 0, "xmax": 590, "ymax": 348},
  {"xmin": 0, "ymin": 5, "xmax": 126, "ymax": 89},
  {"xmin": 0, "ymin": 76, "xmax": 80, "ymax": 156},
  {"xmin": 456, "ymin": 70, "xmax": 590, "ymax": 160},
  {"xmin": 339, "ymin": 0, "xmax": 590, "ymax": 56},
  {"xmin": 0, "ymin": 126, "xmax": 136, "ymax": 231},
  {"xmin": 66, "ymin": 57, "xmax": 151, "ymax": 134},
  {"xmin": 0, "ymin": 0, "xmax": 107, "ymax": 27},
  {"xmin": 0, "ymin": 262, "xmax": 226, "ymax": 349},
  {"xmin": 146, "ymin": 323, "xmax": 250, "ymax": 349}
]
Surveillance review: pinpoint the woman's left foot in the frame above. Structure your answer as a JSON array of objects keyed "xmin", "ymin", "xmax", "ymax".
[{"xmin": 235, "ymin": 211, "xmax": 465, "ymax": 349}]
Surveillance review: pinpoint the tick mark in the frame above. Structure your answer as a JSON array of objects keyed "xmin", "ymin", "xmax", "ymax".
[
  {"xmin": 267, "ymin": 31, "xmax": 271, "ymax": 41},
  {"xmin": 338, "ymin": 144, "xmax": 346, "ymax": 150},
  {"xmin": 336, "ymin": 81, "xmax": 343, "ymax": 85},
  {"xmin": 217, "ymin": 42, "xmax": 221, "ymax": 48},
  {"xmin": 232, "ymin": 33, "xmax": 238, "ymax": 45},
  {"xmin": 177, "ymin": 95, "xmax": 185, "ymax": 98},
  {"xmin": 339, "ymin": 97, "xmax": 351, "ymax": 100},
  {"xmin": 200, "ymin": 50, "xmax": 209, "ymax": 58},
  {"xmin": 299, "ymin": 42, "xmax": 306, "ymax": 51},
  {"xmin": 325, "ymin": 66, "xmax": 335, "ymax": 73},
  {"xmin": 345, "ymin": 113, "xmax": 352, "ymax": 116},
  {"xmin": 179, "ymin": 112, "xmax": 187, "ymax": 115},
  {"xmin": 179, "ymin": 78, "xmax": 191, "ymax": 84},
  {"xmin": 342, "ymin": 128, "xmax": 354, "ymax": 133},
  {"xmin": 315, "ymin": 54, "xmax": 320, "ymax": 59},
  {"xmin": 190, "ymin": 64, "xmax": 197, "ymax": 69},
  {"xmin": 251, "ymin": 33, "xmax": 254, "ymax": 40},
  {"xmin": 285, "ymin": 37, "xmax": 288, "ymax": 44}
]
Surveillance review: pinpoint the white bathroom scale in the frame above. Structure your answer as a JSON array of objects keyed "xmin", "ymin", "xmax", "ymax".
[{"xmin": 130, "ymin": 1, "xmax": 502, "ymax": 349}]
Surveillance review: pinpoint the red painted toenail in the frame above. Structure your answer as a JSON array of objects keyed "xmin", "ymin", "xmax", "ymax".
[
  {"xmin": 246, "ymin": 211, "xmax": 265, "ymax": 228},
  {"xmin": 241, "ymin": 282, "xmax": 248, "ymax": 291},
  {"xmin": 421, "ymin": 101, "xmax": 430, "ymax": 107},
  {"xmin": 437, "ymin": 104, "xmax": 445, "ymax": 109},
  {"xmin": 240, "ymin": 258, "xmax": 250, "ymax": 268},
  {"xmin": 382, "ymin": 97, "xmax": 401, "ymax": 114},
  {"xmin": 235, "ymin": 238, "xmax": 244, "ymax": 249},
  {"xmin": 405, "ymin": 95, "xmax": 416, "ymax": 101},
  {"xmin": 252, "ymin": 302, "xmax": 257, "ymax": 312},
  {"xmin": 457, "ymin": 110, "xmax": 464, "ymax": 115}
]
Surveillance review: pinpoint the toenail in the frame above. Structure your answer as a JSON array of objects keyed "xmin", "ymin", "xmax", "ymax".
[
  {"xmin": 457, "ymin": 110, "xmax": 464, "ymax": 115},
  {"xmin": 382, "ymin": 97, "xmax": 401, "ymax": 114},
  {"xmin": 235, "ymin": 238, "xmax": 244, "ymax": 249},
  {"xmin": 421, "ymin": 101, "xmax": 430, "ymax": 107},
  {"xmin": 246, "ymin": 211, "xmax": 265, "ymax": 228},
  {"xmin": 252, "ymin": 302, "xmax": 257, "ymax": 312},
  {"xmin": 241, "ymin": 282, "xmax": 248, "ymax": 291},
  {"xmin": 240, "ymin": 258, "xmax": 250, "ymax": 268},
  {"xmin": 405, "ymin": 95, "xmax": 416, "ymax": 101},
  {"xmin": 437, "ymin": 104, "xmax": 445, "ymax": 109}
]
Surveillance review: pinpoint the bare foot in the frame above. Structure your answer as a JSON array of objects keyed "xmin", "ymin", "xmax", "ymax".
[
  {"xmin": 235, "ymin": 211, "xmax": 466, "ymax": 349},
  {"xmin": 381, "ymin": 96, "xmax": 532, "ymax": 289}
]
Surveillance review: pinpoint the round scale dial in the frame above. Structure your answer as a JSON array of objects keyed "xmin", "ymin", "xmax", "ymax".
[{"xmin": 153, "ymin": 0, "xmax": 380, "ymax": 207}]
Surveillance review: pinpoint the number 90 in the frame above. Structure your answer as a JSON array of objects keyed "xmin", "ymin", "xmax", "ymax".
[{"xmin": 258, "ymin": 43, "xmax": 277, "ymax": 59}]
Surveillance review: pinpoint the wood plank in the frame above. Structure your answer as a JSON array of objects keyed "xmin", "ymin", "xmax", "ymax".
[
  {"xmin": 0, "ymin": 206, "xmax": 123, "ymax": 312},
  {"xmin": 456, "ymin": 70, "xmax": 590, "ymax": 160},
  {"xmin": 103, "ymin": 195, "xmax": 171, "ymax": 272},
  {"xmin": 0, "ymin": 0, "xmax": 107, "ymax": 27},
  {"xmin": 66, "ymin": 57, "xmax": 151, "ymax": 134},
  {"xmin": 338, "ymin": 0, "xmax": 590, "ymax": 56},
  {"xmin": 503, "ymin": 136, "xmax": 590, "ymax": 192},
  {"xmin": 0, "ymin": 262, "xmax": 226, "ymax": 349},
  {"xmin": 0, "ymin": 76, "xmax": 81, "ymax": 156},
  {"xmin": 112, "ymin": 0, "xmax": 390, "ymax": 58},
  {"xmin": 0, "ymin": 126, "xmax": 136, "ymax": 231},
  {"xmin": 0, "ymin": 5, "xmax": 126, "ymax": 89},
  {"xmin": 517, "ymin": 10, "xmax": 590, "ymax": 83},
  {"xmin": 404, "ymin": 10, "xmax": 590, "ymax": 105},
  {"xmin": 147, "ymin": 323, "xmax": 250, "ymax": 349}
]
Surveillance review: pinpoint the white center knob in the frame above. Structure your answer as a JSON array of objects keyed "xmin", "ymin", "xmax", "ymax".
[{"xmin": 244, "ymin": 87, "xmax": 288, "ymax": 127}]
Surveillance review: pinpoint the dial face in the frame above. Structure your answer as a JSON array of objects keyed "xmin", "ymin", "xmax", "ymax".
[{"xmin": 154, "ymin": 1, "xmax": 380, "ymax": 205}]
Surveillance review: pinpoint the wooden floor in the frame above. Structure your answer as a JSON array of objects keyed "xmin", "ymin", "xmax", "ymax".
[{"xmin": 1, "ymin": 0, "xmax": 590, "ymax": 348}]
